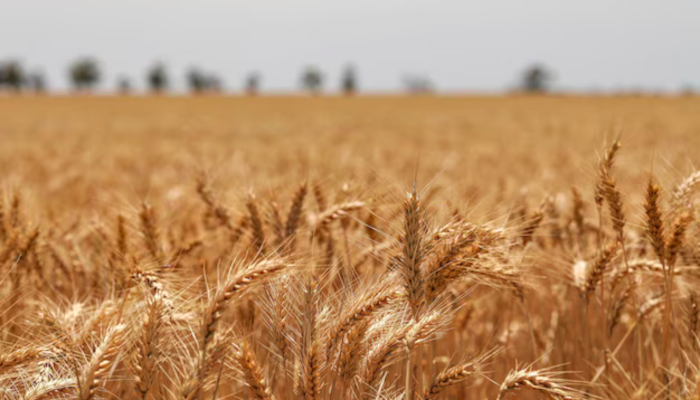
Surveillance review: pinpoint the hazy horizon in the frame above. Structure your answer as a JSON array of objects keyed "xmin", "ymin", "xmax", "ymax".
[{"xmin": 1, "ymin": 0, "xmax": 698, "ymax": 93}]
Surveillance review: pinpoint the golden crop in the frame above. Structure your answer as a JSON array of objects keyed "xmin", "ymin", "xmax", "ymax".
[{"xmin": 0, "ymin": 95, "xmax": 699, "ymax": 399}]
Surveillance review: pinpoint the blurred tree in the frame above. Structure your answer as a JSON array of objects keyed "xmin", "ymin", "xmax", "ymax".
[
  {"xmin": 245, "ymin": 72, "xmax": 260, "ymax": 96},
  {"xmin": 340, "ymin": 64, "xmax": 358, "ymax": 95},
  {"xmin": 680, "ymin": 85, "xmax": 695, "ymax": 97},
  {"xmin": 300, "ymin": 66, "xmax": 323, "ymax": 95},
  {"xmin": 520, "ymin": 64, "xmax": 553, "ymax": 93},
  {"xmin": 187, "ymin": 68, "xmax": 208, "ymax": 94},
  {"xmin": 187, "ymin": 68, "xmax": 222, "ymax": 94},
  {"xmin": 146, "ymin": 62, "xmax": 169, "ymax": 93},
  {"xmin": 69, "ymin": 58, "xmax": 100, "ymax": 92},
  {"xmin": 117, "ymin": 77, "xmax": 132, "ymax": 95},
  {"xmin": 0, "ymin": 60, "xmax": 26, "ymax": 93},
  {"xmin": 27, "ymin": 71, "xmax": 46, "ymax": 93},
  {"xmin": 206, "ymin": 74, "xmax": 222, "ymax": 93},
  {"xmin": 402, "ymin": 74, "xmax": 434, "ymax": 94}
]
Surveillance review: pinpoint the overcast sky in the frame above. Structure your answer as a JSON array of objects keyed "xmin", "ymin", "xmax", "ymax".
[{"xmin": 1, "ymin": 0, "xmax": 698, "ymax": 93}]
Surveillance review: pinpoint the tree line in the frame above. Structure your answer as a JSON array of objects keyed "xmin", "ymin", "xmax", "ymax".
[{"xmin": 0, "ymin": 57, "xmax": 555, "ymax": 95}]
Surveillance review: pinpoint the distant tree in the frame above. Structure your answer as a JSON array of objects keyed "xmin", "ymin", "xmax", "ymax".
[
  {"xmin": 27, "ymin": 72, "xmax": 46, "ymax": 93},
  {"xmin": 245, "ymin": 72, "xmax": 260, "ymax": 96},
  {"xmin": 187, "ymin": 68, "xmax": 208, "ymax": 94},
  {"xmin": 69, "ymin": 58, "xmax": 100, "ymax": 92},
  {"xmin": 300, "ymin": 66, "xmax": 323, "ymax": 95},
  {"xmin": 206, "ymin": 74, "xmax": 222, "ymax": 93},
  {"xmin": 187, "ymin": 68, "xmax": 222, "ymax": 94},
  {"xmin": 0, "ymin": 60, "xmax": 26, "ymax": 93},
  {"xmin": 680, "ymin": 85, "xmax": 695, "ymax": 97},
  {"xmin": 340, "ymin": 65, "xmax": 358, "ymax": 95},
  {"xmin": 117, "ymin": 77, "xmax": 132, "ymax": 95},
  {"xmin": 402, "ymin": 74, "xmax": 434, "ymax": 94},
  {"xmin": 146, "ymin": 62, "xmax": 169, "ymax": 93},
  {"xmin": 520, "ymin": 64, "xmax": 553, "ymax": 93}
]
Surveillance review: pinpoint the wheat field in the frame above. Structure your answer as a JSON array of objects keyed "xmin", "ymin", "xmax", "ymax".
[{"xmin": 1, "ymin": 95, "xmax": 700, "ymax": 400}]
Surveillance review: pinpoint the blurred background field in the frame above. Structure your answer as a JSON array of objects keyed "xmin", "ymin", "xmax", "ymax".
[{"xmin": 2, "ymin": 95, "xmax": 699, "ymax": 218}]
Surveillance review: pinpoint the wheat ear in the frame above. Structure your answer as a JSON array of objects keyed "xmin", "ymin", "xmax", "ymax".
[
  {"xmin": 24, "ymin": 379, "xmax": 76, "ymax": 400},
  {"xmin": 247, "ymin": 192, "xmax": 266, "ymax": 254},
  {"xmin": 422, "ymin": 350, "xmax": 496, "ymax": 400},
  {"xmin": 201, "ymin": 259, "xmax": 290, "ymax": 349},
  {"xmin": 326, "ymin": 290, "xmax": 400, "ymax": 359},
  {"xmin": 196, "ymin": 176, "xmax": 234, "ymax": 230},
  {"xmin": 400, "ymin": 187, "xmax": 426, "ymax": 319},
  {"xmin": 78, "ymin": 324, "xmax": 126, "ymax": 400},
  {"xmin": 645, "ymin": 180, "xmax": 666, "ymax": 262},
  {"xmin": 594, "ymin": 139, "xmax": 621, "ymax": 208},
  {"xmin": 673, "ymin": 170, "xmax": 700, "ymax": 210},
  {"xmin": 496, "ymin": 367, "xmax": 584, "ymax": 400},
  {"xmin": 285, "ymin": 182, "xmax": 308, "ymax": 246},
  {"xmin": 140, "ymin": 202, "xmax": 163, "ymax": 259},
  {"xmin": 236, "ymin": 341, "xmax": 275, "ymax": 400},
  {"xmin": 133, "ymin": 292, "xmax": 164, "ymax": 399},
  {"xmin": 0, "ymin": 346, "xmax": 45, "ymax": 372},
  {"xmin": 666, "ymin": 211, "xmax": 693, "ymax": 267},
  {"xmin": 583, "ymin": 240, "xmax": 620, "ymax": 300},
  {"xmin": 301, "ymin": 280, "xmax": 321, "ymax": 400}
]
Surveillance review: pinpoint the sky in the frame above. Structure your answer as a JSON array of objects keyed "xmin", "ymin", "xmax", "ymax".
[{"xmin": 1, "ymin": 0, "xmax": 698, "ymax": 93}]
